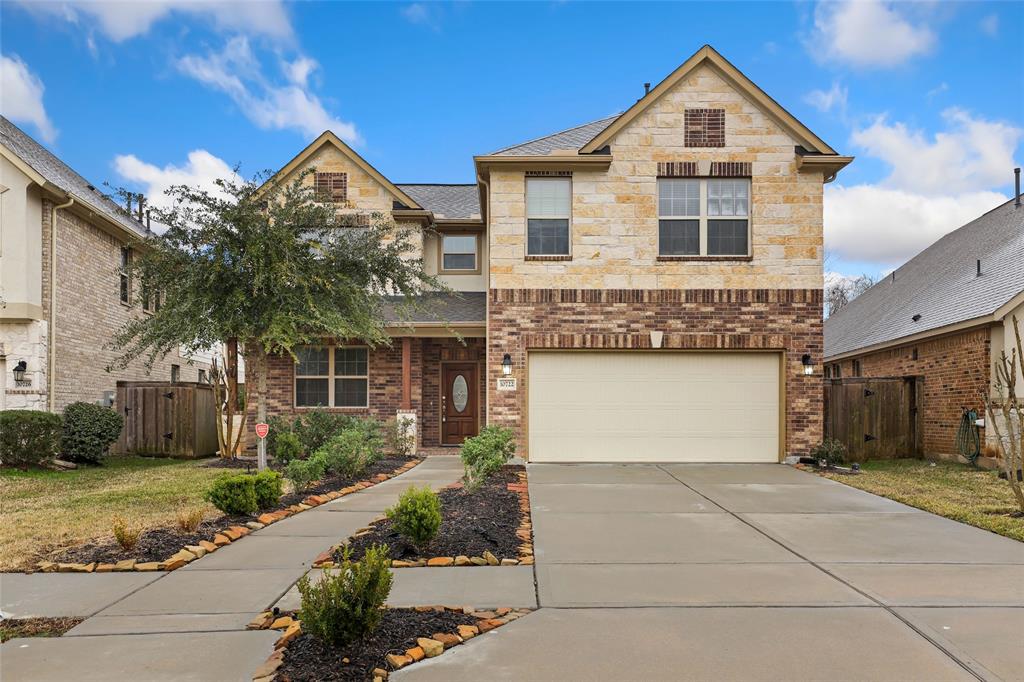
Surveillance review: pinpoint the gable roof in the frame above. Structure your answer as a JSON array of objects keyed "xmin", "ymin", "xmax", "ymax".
[
  {"xmin": 580, "ymin": 45, "xmax": 838, "ymax": 156},
  {"xmin": 265, "ymin": 130, "xmax": 423, "ymax": 210},
  {"xmin": 0, "ymin": 116, "xmax": 147, "ymax": 238},
  {"xmin": 490, "ymin": 115, "xmax": 619, "ymax": 157},
  {"xmin": 825, "ymin": 198, "xmax": 1024, "ymax": 359},
  {"xmin": 394, "ymin": 184, "xmax": 480, "ymax": 220}
]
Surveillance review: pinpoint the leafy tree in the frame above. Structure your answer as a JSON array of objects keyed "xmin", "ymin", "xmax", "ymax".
[{"xmin": 108, "ymin": 169, "xmax": 447, "ymax": 468}]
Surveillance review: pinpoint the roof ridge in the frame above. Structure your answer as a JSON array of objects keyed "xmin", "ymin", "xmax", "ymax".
[{"xmin": 488, "ymin": 114, "xmax": 621, "ymax": 156}]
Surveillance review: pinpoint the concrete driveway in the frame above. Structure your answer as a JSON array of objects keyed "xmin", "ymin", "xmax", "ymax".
[{"xmin": 398, "ymin": 463, "xmax": 1024, "ymax": 681}]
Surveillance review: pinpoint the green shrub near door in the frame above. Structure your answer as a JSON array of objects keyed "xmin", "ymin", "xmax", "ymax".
[{"xmin": 0, "ymin": 410, "xmax": 63, "ymax": 468}]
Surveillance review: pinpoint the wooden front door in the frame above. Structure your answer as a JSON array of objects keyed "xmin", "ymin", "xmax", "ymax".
[{"xmin": 441, "ymin": 363, "xmax": 479, "ymax": 445}]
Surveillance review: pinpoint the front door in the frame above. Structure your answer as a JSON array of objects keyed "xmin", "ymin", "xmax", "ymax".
[{"xmin": 441, "ymin": 363, "xmax": 478, "ymax": 445}]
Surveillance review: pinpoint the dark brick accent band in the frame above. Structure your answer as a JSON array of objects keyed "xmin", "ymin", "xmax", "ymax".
[
  {"xmin": 710, "ymin": 161, "xmax": 752, "ymax": 177},
  {"xmin": 490, "ymin": 288, "xmax": 821, "ymax": 305},
  {"xmin": 684, "ymin": 108, "xmax": 725, "ymax": 148},
  {"xmin": 657, "ymin": 161, "xmax": 698, "ymax": 177},
  {"xmin": 314, "ymin": 172, "xmax": 347, "ymax": 203},
  {"xmin": 524, "ymin": 170, "xmax": 572, "ymax": 177}
]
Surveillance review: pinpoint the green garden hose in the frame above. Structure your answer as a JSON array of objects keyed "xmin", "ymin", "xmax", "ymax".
[{"xmin": 956, "ymin": 408, "xmax": 980, "ymax": 466}]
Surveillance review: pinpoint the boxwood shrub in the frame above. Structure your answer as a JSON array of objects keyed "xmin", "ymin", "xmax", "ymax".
[
  {"xmin": 0, "ymin": 410, "xmax": 63, "ymax": 468},
  {"xmin": 61, "ymin": 402, "xmax": 124, "ymax": 464},
  {"xmin": 205, "ymin": 473, "xmax": 258, "ymax": 515}
]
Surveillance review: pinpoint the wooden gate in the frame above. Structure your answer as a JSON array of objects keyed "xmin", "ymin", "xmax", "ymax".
[
  {"xmin": 114, "ymin": 381, "xmax": 218, "ymax": 458},
  {"xmin": 824, "ymin": 377, "xmax": 921, "ymax": 461}
]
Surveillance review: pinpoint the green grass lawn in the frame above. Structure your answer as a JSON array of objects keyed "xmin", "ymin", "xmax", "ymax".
[
  {"xmin": 0, "ymin": 456, "xmax": 225, "ymax": 572},
  {"xmin": 821, "ymin": 459, "xmax": 1024, "ymax": 542}
]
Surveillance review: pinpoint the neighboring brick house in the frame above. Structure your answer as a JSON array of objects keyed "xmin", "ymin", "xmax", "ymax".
[
  {"xmin": 824, "ymin": 193, "xmax": 1024, "ymax": 462},
  {"xmin": 256, "ymin": 45, "xmax": 851, "ymax": 462},
  {"xmin": 0, "ymin": 116, "xmax": 210, "ymax": 413}
]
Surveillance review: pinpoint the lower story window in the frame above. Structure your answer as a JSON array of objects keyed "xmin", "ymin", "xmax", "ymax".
[{"xmin": 295, "ymin": 345, "xmax": 368, "ymax": 408}]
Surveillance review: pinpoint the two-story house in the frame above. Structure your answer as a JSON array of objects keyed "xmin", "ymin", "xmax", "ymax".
[
  {"xmin": 0, "ymin": 116, "xmax": 210, "ymax": 413},
  {"xmin": 255, "ymin": 45, "xmax": 851, "ymax": 461}
]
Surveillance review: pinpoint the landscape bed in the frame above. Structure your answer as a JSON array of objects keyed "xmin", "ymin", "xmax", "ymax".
[
  {"xmin": 0, "ymin": 617, "xmax": 83, "ymax": 642},
  {"xmin": 321, "ymin": 466, "xmax": 532, "ymax": 567}
]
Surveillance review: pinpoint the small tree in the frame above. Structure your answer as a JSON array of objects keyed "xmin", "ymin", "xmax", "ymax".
[
  {"xmin": 982, "ymin": 315, "xmax": 1024, "ymax": 514},
  {"xmin": 825, "ymin": 273, "xmax": 876, "ymax": 318},
  {"xmin": 108, "ymin": 169, "xmax": 447, "ymax": 469}
]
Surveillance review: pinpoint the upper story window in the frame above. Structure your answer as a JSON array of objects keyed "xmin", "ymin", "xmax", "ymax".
[
  {"xmin": 657, "ymin": 178, "xmax": 750, "ymax": 257},
  {"xmin": 440, "ymin": 233, "xmax": 478, "ymax": 272},
  {"xmin": 526, "ymin": 177, "xmax": 570, "ymax": 257},
  {"xmin": 315, "ymin": 172, "xmax": 348, "ymax": 204},
  {"xmin": 119, "ymin": 247, "xmax": 132, "ymax": 304},
  {"xmin": 295, "ymin": 345, "xmax": 368, "ymax": 408}
]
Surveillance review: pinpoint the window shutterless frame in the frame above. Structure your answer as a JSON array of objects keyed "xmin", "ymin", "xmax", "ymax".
[
  {"xmin": 437, "ymin": 231, "xmax": 481, "ymax": 274},
  {"xmin": 525, "ymin": 176, "xmax": 572, "ymax": 257},
  {"xmin": 657, "ymin": 177, "xmax": 752, "ymax": 258},
  {"xmin": 119, "ymin": 247, "xmax": 132, "ymax": 305},
  {"xmin": 293, "ymin": 345, "xmax": 369, "ymax": 408}
]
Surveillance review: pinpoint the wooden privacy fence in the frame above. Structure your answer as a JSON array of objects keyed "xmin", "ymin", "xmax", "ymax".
[
  {"xmin": 114, "ymin": 381, "xmax": 218, "ymax": 458},
  {"xmin": 824, "ymin": 377, "xmax": 921, "ymax": 461}
]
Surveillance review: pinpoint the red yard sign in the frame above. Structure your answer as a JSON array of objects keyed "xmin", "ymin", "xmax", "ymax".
[{"xmin": 255, "ymin": 423, "xmax": 269, "ymax": 440}]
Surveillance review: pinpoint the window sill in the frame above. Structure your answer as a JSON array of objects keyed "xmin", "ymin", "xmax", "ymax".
[
  {"xmin": 656, "ymin": 255, "xmax": 753, "ymax": 262},
  {"xmin": 525, "ymin": 255, "xmax": 572, "ymax": 262}
]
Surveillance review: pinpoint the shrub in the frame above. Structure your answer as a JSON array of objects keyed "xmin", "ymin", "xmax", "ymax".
[
  {"xmin": 810, "ymin": 438, "xmax": 848, "ymax": 465},
  {"xmin": 274, "ymin": 431, "xmax": 303, "ymax": 466},
  {"xmin": 385, "ymin": 415, "xmax": 415, "ymax": 457},
  {"xmin": 460, "ymin": 425, "xmax": 516, "ymax": 490},
  {"xmin": 297, "ymin": 544, "xmax": 392, "ymax": 646},
  {"xmin": 205, "ymin": 473, "xmax": 258, "ymax": 515},
  {"xmin": 296, "ymin": 409, "xmax": 354, "ymax": 454},
  {"xmin": 0, "ymin": 410, "xmax": 62, "ymax": 468},
  {"xmin": 253, "ymin": 470, "xmax": 283, "ymax": 509},
  {"xmin": 61, "ymin": 402, "xmax": 123, "ymax": 464},
  {"xmin": 386, "ymin": 485, "xmax": 441, "ymax": 548},
  {"xmin": 176, "ymin": 507, "xmax": 204, "ymax": 533},
  {"xmin": 285, "ymin": 456, "xmax": 326, "ymax": 491},
  {"xmin": 265, "ymin": 415, "xmax": 299, "ymax": 457},
  {"xmin": 112, "ymin": 515, "xmax": 142, "ymax": 551},
  {"xmin": 351, "ymin": 418, "xmax": 385, "ymax": 465}
]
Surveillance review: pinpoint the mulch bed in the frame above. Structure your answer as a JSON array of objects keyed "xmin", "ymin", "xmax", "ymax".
[
  {"xmin": 275, "ymin": 609, "xmax": 477, "ymax": 682},
  {"xmin": 201, "ymin": 457, "xmax": 259, "ymax": 470},
  {"xmin": 338, "ymin": 466, "xmax": 524, "ymax": 562},
  {"xmin": 53, "ymin": 456, "xmax": 415, "ymax": 566},
  {"xmin": 0, "ymin": 617, "xmax": 83, "ymax": 642}
]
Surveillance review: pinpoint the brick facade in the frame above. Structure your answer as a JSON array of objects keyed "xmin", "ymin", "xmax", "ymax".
[
  {"xmin": 487, "ymin": 288, "xmax": 823, "ymax": 458},
  {"xmin": 830, "ymin": 327, "xmax": 991, "ymax": 457}
]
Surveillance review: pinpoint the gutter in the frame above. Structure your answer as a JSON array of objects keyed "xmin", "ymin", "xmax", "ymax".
[{"xmin": 48, "ymin": 194, "xmax": 74, "ymax": 413}]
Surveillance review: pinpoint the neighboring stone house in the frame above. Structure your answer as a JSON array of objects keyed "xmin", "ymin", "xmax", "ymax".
[
  {"xmin": 0, "ymin": 116, "xmax": 210, "ymax": 413},
  {"xmin": 255, "ymin": 45, "xmax": 851, "ymax": 462},
  {"xmin": 825, "ymin": 192, "xmax": 1024, "ymax": 462}
]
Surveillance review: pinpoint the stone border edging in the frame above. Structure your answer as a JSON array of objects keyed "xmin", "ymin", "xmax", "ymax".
[
  {"xmin": 311, "ymin": 469, "xmax": 535, "ymax": 570},
  {"xmin": 31, "ymin": 459, "xmax": 424, "ymax": 575},
  {"xmin": 247, "ymin": 605, "xmax": 534, "ymax": 682}
]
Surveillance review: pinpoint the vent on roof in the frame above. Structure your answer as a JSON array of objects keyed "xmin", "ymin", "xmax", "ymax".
[{"xmin": 912, "ymin": 314, "xmax": 922, "ymax": 322}]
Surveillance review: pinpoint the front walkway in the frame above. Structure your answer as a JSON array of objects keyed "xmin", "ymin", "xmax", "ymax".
[
  {"xmin": 1, "ymin": 457, "xmax": 468, "ymax": 681},
  {"xmin": 398, "ymin": 463, "xmax": 1024, "ymax": 681}
]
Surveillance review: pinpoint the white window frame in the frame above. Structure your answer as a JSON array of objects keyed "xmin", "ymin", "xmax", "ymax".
[
  {"xmin": 439, "ymin": 232, "xmax": 480, "ymax": 273},
  {"xmin": 657, "ymin": 178, "xmax": 751, "ymax": 257},
  {"xmin": 525, "ymin": 177, "xmax": 572, "ymax": 257},
  {"xmin": 294, "ymin": 345, "xmax": 369, "ymax": 409}
]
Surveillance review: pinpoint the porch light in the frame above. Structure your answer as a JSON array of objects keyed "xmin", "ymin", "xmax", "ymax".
[
  {"xmin": 13, "ymin": 360, "xmax": 27, "ymax": 384},
  {"xmin": 801, "ymin": 354, "xmax": 814, "ymax": 376},
  {"xmin": 501, "ymin": 353, "xmax": 513, "ymax": 376}
]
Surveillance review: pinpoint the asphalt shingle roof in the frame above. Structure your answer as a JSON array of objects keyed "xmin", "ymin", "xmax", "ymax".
[
  {"xmin": 382, "ymin": 292, "xmax": 486, "ymax": 324},
  {"xmin": 395, "ymin": 184, "xmax": 480, "ymax": 220},
  {"xmin": 490, "ymin": 115, "xmax": 620, "ymax": 156},
  {"xmin": 0, "ymin": 116, "xmax": 147, "ymax": 237},
  {"xmin": 825, "ymin": 197, "xmax": 1024, "ymax": 358}
]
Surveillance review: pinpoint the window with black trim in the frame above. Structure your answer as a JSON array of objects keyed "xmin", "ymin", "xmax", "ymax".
[
  {"xmin": 119, "ymin": 247, "xmax": 132, "ymax": 304},
  {"xmin": 657, "ymin": 178, "xmax": 750, "ymax": 257},
  {"xmin": 526, "ymin": 177, "xmax": 570, "ymax": 256},
  {"xmin": 295, "ymin": 345, "xmax": 368, "ymax": 408},
  {"xmin": 441, "ymin": 233, "xmax": 478, "ymax": 271}
]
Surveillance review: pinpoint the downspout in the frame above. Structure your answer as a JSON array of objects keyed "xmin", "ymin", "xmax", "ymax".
[{"xmin": 48, "ymin": 194, "xmax": 74, "ymax": 413}]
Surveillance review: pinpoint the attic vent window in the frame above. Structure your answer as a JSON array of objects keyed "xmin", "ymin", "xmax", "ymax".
[
  {"xmin": 912, "ymin": 314, "xmax": 922, "ymax": 322},
  {"xmin": 684, "ymin": 108, "xmax": 725, "ymax": 148},
  {"xmin": 315, "ymin": 172, "xmax": 347, "ymax": 204}
]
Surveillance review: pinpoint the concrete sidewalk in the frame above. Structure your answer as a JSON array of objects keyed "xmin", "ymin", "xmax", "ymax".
[{"xmin": 1, "ymin": 456, "xmax": 465, "ymax": 682}]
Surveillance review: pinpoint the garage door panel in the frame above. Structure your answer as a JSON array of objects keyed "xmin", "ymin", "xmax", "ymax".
[{"xmin": 528, "ymin": 352, "xmax": 780, "ymax": 463}]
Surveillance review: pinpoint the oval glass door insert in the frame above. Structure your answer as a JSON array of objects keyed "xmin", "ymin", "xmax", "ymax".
[{"xmin": 452, "ymin": 374, "xmax": 469, "ymax": 413}]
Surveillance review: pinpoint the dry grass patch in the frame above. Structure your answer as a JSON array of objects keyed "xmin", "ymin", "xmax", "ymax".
[
  {"xmin": 0, "ymin": 617, "xmax": 83, "ymax": 642},
  {"xmin": 821, "ymin": 459, "xmax": 1024, "ymax": 542},
  {"xmin": 0, "ymin": 457, "xmax": 224, "ymax": 572}
]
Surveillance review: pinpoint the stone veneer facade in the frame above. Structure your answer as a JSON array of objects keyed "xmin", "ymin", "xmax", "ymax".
[{"xmin": 829, "ymin": 327, "xmax": 991, "ymax": 458}]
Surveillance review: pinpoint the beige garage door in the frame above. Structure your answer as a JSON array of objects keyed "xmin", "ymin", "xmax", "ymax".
[{"xmin": 528, "ymin": 351, "xmax": 780, "ymax": 462}]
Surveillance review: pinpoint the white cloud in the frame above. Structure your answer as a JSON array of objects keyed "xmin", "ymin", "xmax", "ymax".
[
  {"xmin": 0, "ymin": 54, "xmax": 58, "ymax": 143},
  {"xmin": 851, "ymin": 109, "xmax": 1022, "ymax": 194},
  {"xmin": 809, "ymin": 0, "xmax": 936, "ymax": 68},
  {"xmin": 926, "ymin": 82, "xmax": 948, "ymax": 99},
  {"xmin": 17, "ymin": 0, "xmax": 292, "ymax": 42},
  {"xmin": 980, "ymin": 13, "xmax": 999, "ymax": 36},
  {"xmin": 824, "ymin": 185, "xmax": 1007, "ymax": 266},
  {"xmin": 804, "ymin": 81, "xmax": 848, "ymax": 114},
  {"xmin": 401, "ymin": 3, "xmax": 440, "ymax": 30},
  {"xmin": 177, "ymin": 37, "xmax": 357, "ymax": 141}
]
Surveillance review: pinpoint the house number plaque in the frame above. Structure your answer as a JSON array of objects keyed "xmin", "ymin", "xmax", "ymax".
[{"xmin": 496, "ymin": 377, "xmax": 517, "ymax": 392}]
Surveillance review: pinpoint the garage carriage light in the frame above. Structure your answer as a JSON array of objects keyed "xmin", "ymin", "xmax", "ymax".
[
  {"xmin": 502, "ymin": 353, "xmax": 513, "ymax": 376},
  {"xmin": 801, "ymin": 354, "xmax": 814, "ymax": 376},
  {"xmin": 13, "ymin": 360, "xmax": 28, "ymax": 384}
]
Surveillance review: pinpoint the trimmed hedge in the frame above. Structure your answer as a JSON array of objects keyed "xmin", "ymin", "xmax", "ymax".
[
  {"xmin": 61, "ymin": 402, "xmax": 123, "ymax": 464},
  {"xmin": 0, "ymin": 410, "xmax": 63, "ymax": 468},
  {"xmin": 205, "ymin": 470, "xmax": 284, "ymax": 515}
]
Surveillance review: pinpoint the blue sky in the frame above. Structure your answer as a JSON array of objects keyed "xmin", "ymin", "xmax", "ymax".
[{"xmin": 2, "ymin": 1, "xmax": 1021, "ymax": 279}]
